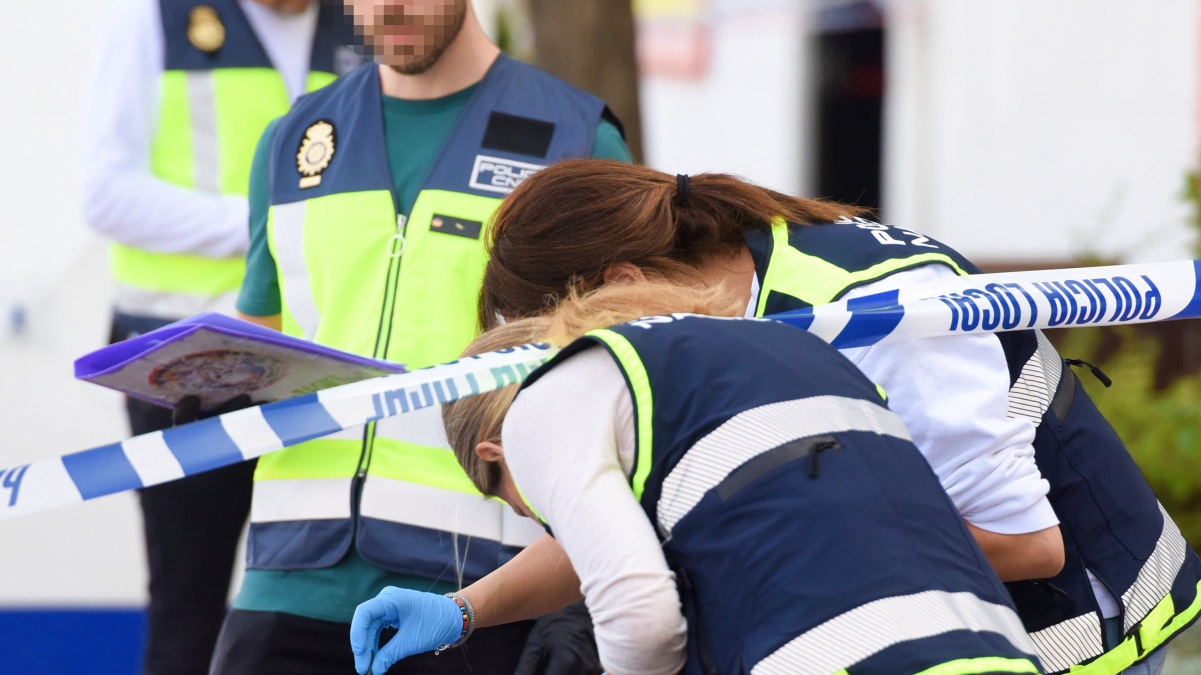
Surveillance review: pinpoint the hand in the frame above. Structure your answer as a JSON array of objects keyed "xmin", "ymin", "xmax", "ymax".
[
  {"xmin": 171, "ymin": 394, "xmax": 256, "ymax": 426},
  {"xmin": 515, "ymin": 601, "xmax": 603, "ymax": 675},
  {"xmin": 350, "ymin": 587, "xmax": 464, "ymax": 675}
]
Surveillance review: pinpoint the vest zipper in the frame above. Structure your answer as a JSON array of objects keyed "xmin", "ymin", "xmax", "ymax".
[
  {"xmin": 1064, "ymin": 358, "xmax": 1113, "ymax": 387},
  {"xmin": 353, "ymin": 212, "xmax": 410, "ymax": 527}
]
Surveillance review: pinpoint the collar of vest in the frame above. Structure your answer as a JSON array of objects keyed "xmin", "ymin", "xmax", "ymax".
[
  {"xmin": 744, "ymin": 218, "xmax": 979, "ymax": 314},
  {"xmin": 160, "ymin": 0, "xmax": 351, "ymax": 73},
  {"xmin": 268, "ymin": 55, "xmax": 605, "ymax": 206}
]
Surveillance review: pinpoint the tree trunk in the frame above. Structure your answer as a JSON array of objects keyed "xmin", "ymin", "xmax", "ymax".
[{"xmin": 527, "ymin": 0, "xmax": 644, "ymax": 162}]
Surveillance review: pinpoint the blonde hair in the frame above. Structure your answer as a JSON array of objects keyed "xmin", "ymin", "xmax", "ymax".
[
  {"xmin": 442, "ymin": 316, "xmax": 551, "ymax": 497},
  {"xmin": 445, "ymin": 281, "xmax": 743, "ymax": 496}
]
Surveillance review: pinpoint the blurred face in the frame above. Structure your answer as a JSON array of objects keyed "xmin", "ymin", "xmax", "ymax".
[
  {"xmin": 348, "ymin": 0, "xmax": 468, "ymax": 74},
  {"xmin": 250, "ymin": 0, "xmax": 313, "ymax": 13}
]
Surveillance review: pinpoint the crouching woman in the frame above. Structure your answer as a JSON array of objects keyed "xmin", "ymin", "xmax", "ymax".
[{"xmin": 351, "ymin": 283, "xmax": 1046, "ymax": 675}]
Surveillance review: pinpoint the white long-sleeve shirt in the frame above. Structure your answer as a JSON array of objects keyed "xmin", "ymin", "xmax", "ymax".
[
  {"xmin": 504, "ymin": 346, "xmax": 687, "ymax": 675},
  {"xmin": 80, "ymin": 0, "xmax": 318, "ymax": 261}
]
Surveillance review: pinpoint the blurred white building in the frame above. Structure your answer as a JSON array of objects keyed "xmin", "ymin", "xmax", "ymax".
[{"xmin": 0, "ymin": 0, "xmax": 1197, "ymax": 671}]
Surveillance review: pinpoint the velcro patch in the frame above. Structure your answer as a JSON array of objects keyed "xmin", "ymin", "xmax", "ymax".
[
  {"xmin": 430, "ymin": 214, "xmax": 483, "ymax": 240},
  {"xmin": 482, "ymin": 112, "xmax": 555, "ymax": 158}
]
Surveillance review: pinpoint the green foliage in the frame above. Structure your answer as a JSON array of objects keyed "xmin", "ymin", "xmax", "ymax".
[
  {"xmin": 1054, "ymin": 326, "xmax": 1201, "ymax": 548},
  {"xmin": 1181, "ymin": 168, "xmax": 1201, "ymax": 258}
]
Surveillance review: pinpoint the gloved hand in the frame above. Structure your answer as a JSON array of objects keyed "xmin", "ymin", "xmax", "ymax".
[
  {"xmin": 514, "ymin": 600, "xmax": 603, "ymax": 675},
  {"xmin": 171, "ymin": 394, "xmax": 256, "ymax": 426},
  {"xmin": 350, "ymin": 587, "xmax": 464, "ymax": 675}
]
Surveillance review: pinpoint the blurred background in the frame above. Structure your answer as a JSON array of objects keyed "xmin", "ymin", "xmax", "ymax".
[{"xmin": 1, "ymin": 0, "xmax": 1199, "ymax": 671}]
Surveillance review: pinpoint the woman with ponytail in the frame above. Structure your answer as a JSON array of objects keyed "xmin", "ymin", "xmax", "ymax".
[
  {"xmin": 351, "ymin": 282, "xmax": 1045, "ymax": 675},
  {"xmin": 466, "ymin": 159, "xmax": 1198, "ymax": 675}
]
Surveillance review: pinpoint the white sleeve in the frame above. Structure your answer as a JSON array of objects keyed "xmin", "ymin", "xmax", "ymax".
[
  {"xmin": 503, "ymin": 347, "xmax": 686, "ymax": 675},
  {"xmin": 80, "ymin": 0, "xmax": 249, "ymax": 258},
  {"xmin": 839, "ymin": 265, "xmax": 1059, "ymax": 534}
]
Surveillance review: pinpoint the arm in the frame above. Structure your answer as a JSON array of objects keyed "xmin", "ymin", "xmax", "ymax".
[
  {"xmin": 236, "ymin": 120, "xmax": 284, "ymax": 324},
  {"xmin": 80, "ymin": 0, "xmax": 250, "ymax": 257},
  {"xmin": 841, "ymin": 266, "xmax": 1063, "ymax": 581},
  {"xmin": 236, "ymin": 312, "xmax": 282, "ymax": 331},
  {"xmin": 590, "ymin": 119, "xmax": 633, "ymax": 162},
  {"xmin": 503, "ymin": 348, "xmax": 686, "ymax": 675},
  {"xmin": 967, "ymin": 523, "xmax": 1064, "ymax": 581},
  {"xmin": 462, "ymin": 534, "xmax": 582, "ymax": 628}
]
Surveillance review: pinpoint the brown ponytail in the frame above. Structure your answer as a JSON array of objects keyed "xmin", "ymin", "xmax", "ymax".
[{"xmin": 479, "ymin": 159, "xmax": 866, "ymax": 329}]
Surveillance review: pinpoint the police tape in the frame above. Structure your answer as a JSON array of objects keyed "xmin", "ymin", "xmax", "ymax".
[
  {"xmin": 770, "ymin": 259, "xmax": 1201, "ymax": 349},
  {"xmin": 0, "ymin": 343, "xmax": 556, "ymax": 521},
  {"xmin": 2, "ymin": 260, "xmax": 1199, "ymax": 522}
]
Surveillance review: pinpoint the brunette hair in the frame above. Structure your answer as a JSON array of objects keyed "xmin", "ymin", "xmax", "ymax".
[
  {"xmin": 478, "ymin": 158, "xmax": 867, "ymax": 329},
  {"xmin": 445, "ymin": 281, "xmax": 744, "ymax": 496}
]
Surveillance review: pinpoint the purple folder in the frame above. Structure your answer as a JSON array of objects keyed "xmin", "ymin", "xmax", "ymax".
[{"xmin": 75, "ymin": 313, "xmax": 406, "ymax": 409}]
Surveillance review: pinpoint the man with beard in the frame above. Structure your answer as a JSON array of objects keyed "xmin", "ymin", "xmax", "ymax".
[{"xmin": 207, "ymin": 1, "xmax": 629, "ymax": 673}]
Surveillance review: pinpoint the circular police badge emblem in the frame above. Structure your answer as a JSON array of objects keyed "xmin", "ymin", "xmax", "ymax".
[
  {"xmin": 297, "ymin": 120, "xmax": 336, "ymax": 189},
  {"xmin": 187, "ymin": 5, "xmax": 225, "ymax": 54}
]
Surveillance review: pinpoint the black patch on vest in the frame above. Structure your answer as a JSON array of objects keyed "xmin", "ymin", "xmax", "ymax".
[
  {"xmin": 430, "ymin": 214, "xmax": 483, "ymax": 240},
  {"xmin": 481, "ymin": 112, "xmax": 555, "ymax": 158}
]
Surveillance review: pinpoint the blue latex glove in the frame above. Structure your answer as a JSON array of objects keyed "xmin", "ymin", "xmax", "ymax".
[{"xmin": 350, "ymin": 587, "xmax": 464, "ymax": 675}]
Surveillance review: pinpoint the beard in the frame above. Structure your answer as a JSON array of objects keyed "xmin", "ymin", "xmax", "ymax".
[{"xmin": 364, "ymin": 2, "xmax": 468, "ymax": 75}]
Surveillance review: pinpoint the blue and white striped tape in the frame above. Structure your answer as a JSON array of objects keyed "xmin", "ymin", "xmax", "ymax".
[
  {"xmin": 2, "ymin": 260, "xmax": 1198, "ymax": 522},
  {"xmin": 770, "ymin": 259, "xmax": 1201, "ymax": 348},
  {"xmin": 0, "ymin": 343, "xmax": 555, "ymax": 521}
]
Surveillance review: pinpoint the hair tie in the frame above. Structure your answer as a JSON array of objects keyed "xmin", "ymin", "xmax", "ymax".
[{"xmin": 674, "ymin": 174, "xmax": 691, "ymax": 206}]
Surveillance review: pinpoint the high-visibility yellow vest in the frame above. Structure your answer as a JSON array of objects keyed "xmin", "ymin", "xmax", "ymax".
[
  {"xmin": 111, "ymin": 0, "xmax": 345, "ymax": 318},
  {"xmin": 249, "ymin": 57, "xmax": 615, "ymax": 583}
]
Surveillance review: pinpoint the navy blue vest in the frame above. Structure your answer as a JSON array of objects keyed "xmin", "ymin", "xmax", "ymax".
[
  {"xmin": 159, "ymin": 0, "xmax": 354, "ymax": 74},
  {"xmin": 268, "ymin": 55, "xmax": 605, "ymax": 208},
  {"xmin": 747, "ymin": 221, "xmax": 1201, "ymax": 672},
  {"xmin": 526, "ymin": 315, "xmax": 1041, "ymax": 674}
]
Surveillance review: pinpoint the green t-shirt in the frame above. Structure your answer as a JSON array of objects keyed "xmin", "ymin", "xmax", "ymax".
[{"xmin": 234, "ymin": 86, "xmax": 631, "ymax": 623}]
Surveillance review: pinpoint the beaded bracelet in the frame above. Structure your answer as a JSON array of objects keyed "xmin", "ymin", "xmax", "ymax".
[{"xmin": 435, "ymin": 592, "xmax": 476, "ymax": 654}]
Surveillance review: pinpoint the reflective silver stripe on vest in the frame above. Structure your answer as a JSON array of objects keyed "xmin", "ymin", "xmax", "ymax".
[
  {"xmin": 656, "ymin": 396, "xmax": 911, "ymax": 536},
  {"xmin": 250, "ymin": 477, "xmax": 353, "ymax": 522},
  {"xmin": 1123, "ymin": 503, "xmax": 1187, "ymax": 632},
  {"xmin": 1028, "ymin": 612, "xmax": 1104, "ymax": 673},
  {"xmin": 750, "ymin": 590, "xmax": 1036, "ymax": 675},
  {"xmin": 358, "ymin": 476, "xmax": 542, "ymax": 548},
  {"xmin": 1023, "ymin": 507, "xmax": 1188, "ymax": 671},
  {"xmin": 1007, "ymin": 331, "xmax": 1061, "ymax": 424},
  {"xmin": 113, "ymin": 283, "xmax": 238, "ymax": 319},
  {"xmin": 186, "ymin": 71, "xmax": 220, "ymax": 193},
  {"xmin": 272, "ymin": 201, "xmax": 322, "ymax": 340}
]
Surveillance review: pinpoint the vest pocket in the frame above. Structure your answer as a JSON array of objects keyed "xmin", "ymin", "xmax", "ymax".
[{"xmin": 715, "ymin": 435, "xmax": 841, "ymax": 501}]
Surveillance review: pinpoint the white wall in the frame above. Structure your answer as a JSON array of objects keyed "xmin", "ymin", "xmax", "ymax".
[
  {"xmin": 0, "ymin": 0, "xmax": 153, "ymax": 607},
  {"xmin": 885, "ymin": 0, "xmax": 1200, "ymax": 264},
  {"xmin": 640, "ymin": 1, "xmax": 814, "ymax": 194},
  {"xmin": 641, "ymin": 0, "xmax": 1199, "ymax": 265}
]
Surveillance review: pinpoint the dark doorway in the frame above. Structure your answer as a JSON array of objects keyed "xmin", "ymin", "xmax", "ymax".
[{"xmin": 814, "ymin": 4, "xmax": 885, "ymax": 210}]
